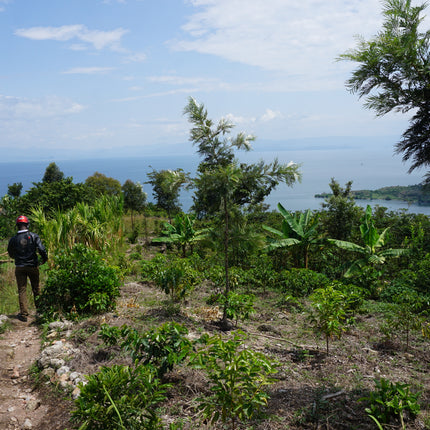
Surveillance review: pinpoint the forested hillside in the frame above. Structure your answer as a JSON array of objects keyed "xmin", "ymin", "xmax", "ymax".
[{"xmin": 316, "ymin": 184, "xmax": 430, "ymax": 206}]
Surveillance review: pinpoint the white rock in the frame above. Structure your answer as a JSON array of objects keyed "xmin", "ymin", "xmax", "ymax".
[
  {"xmin": 22, "ymin": 418, "xmax": 32, "ymax": 429},
  {"xmin": 69, "ymin": 371, "xmax": 81, "ymax": 381},
  {"xmin": 56, "ymin": 366, "xmax": 70, "ymax": 376}
]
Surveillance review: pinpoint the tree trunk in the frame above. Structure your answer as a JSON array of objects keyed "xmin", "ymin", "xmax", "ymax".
[{"xmin": 222, "ymin": 196, "xmax": 230, "ymax": 324}]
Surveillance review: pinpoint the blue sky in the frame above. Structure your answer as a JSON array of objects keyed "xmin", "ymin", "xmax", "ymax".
[{"xmin": 0, "ymin": 0, "xmax": 425, "ymax": 185}]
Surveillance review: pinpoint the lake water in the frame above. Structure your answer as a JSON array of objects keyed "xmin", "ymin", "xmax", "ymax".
[{"xmin": 1, "ymin": 150, "xmax": 429, "ymax": 215}]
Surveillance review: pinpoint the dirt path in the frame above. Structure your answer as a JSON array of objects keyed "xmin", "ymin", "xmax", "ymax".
[{"xmin": 0, "ymin": 316, "xmax": 53, "ymax": 430}]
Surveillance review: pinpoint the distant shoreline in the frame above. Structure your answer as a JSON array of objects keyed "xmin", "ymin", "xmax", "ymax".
[{"xmin": 315, "ymin": 184, "xmax": 430, "ymax": 206}]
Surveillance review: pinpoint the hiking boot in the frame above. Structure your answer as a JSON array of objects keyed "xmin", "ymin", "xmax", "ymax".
[{"xmin": 17, "ymin": 313, "xmax": 28, "ymax": 322}]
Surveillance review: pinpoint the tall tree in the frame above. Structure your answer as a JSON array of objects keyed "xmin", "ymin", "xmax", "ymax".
[
  {"xmin": 339, "ymin": 0, "xmax": 430, "ymax": 180},
  {"xmin": 7, "ymin": 182, "xmax": 23, "ymax": 199},
  {"xmin": 85, "ymin": 172, "xmax": 122, "ymax": 196},
  {"xmin": 320, "ymin": 178, "xmax": 361, "ymax": 241},
  {"xmin": 184, "ymin": 97, "xmax": 301, "ymax": 325},
  {"xmin": 42, "ymin": 162, "xmax": 64, "ymax": 183},
  {"xmin": 122, "ymin": 179, "xmax": 147, "ymax": 227},
  {"xmin": 146, "ymin": 168, "xmax": 189, "ymax": 220}
]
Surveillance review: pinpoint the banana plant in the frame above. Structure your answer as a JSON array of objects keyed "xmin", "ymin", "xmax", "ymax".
[
  {"xmin": 263, "ymin": 203, "xmax": 323, "ymax": 269},
  {"xmin": 328, "ymin": 205, "xmax": 408, "ymax": 277},
  {"xmin": 153, "ymin": 213, "xmax": 207, "ymax": 257}
]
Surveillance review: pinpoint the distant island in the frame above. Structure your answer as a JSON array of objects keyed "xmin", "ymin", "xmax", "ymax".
[{"xmin": 315, "ymin": 184, "xmax": 430, "ymax": 206}]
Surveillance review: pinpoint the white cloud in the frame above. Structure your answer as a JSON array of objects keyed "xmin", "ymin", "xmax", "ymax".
[
  {"xmin": 224, "ymin": 108, "xmax": 283, "ymax": 125},
  {"xmin": 62, "ymin": 67, "xmax": 115, "ymax": 75},
  {"xmin": 123, "ymin": 52, "xmax": 147, "ymax": 63},
  {"xmin": 225, "ymin": 113, "xmax": 255, "ymax": 125},
  {"xmin": 0, "ymin": 94, "xmax": 84, "ymax": 119},
  {"xmin": 261, "ymin": 109, "xmax": 283, "ymax": 122},
  {"xmin": 15, "ymin": 25, "xmax": 128, "ymax": 51},
  {"xmin": 170, "ymin": 0, "xmax": 385, "ymax": 90}
]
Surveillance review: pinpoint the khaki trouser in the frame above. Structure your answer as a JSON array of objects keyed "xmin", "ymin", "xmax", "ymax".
[{"xmin": 15, "ymin": 266, "xmax": 40, "ymax": 316}]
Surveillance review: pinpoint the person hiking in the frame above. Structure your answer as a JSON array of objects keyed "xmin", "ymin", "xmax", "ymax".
[{"xmin": 7, "ymin": 215, "xmax": 48, "ymax": 322}]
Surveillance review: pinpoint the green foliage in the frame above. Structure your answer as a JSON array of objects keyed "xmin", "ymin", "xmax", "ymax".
[
  {"xmin": 7, "ymin": 182, "xmax": 23, "ymax": 199},
  {"xmin": 361, "ymin": 378, "xmax": 421, "ymax": 428},
  {"xmin": 216, "ymin": 291, "xmax": 255, "ymax": 326},
  {"xmin": 149, "ymin": 256, "xmax": 201, "ymax": 302},
  {"xmin": 339, "ymin": 0, "xmax": 430, "ymax": 179},
  {"xmin": 39, "ymin": 244, "xmax": 121, "ymax": 317},
  {"xmin": 329, "ymin": 205, "xmax": 408, "ymax": 278},
  {"xmin": 100, "ymin": 322, "xmax": 192, "ymax": 378},
  {"xmin": 190, "ymin": 331, "xmax": 278, "ymax": 429},
  {"xmin": 184, "ymin": 97, "xmax": 300, "ymax": 324},
  {"xmin": 17, "ymin": 177, "xmax": 93, "ymax": 215},
  {"xmin": 264, "ymin": 204, "xmax": 322, "ymax": 268},
  {"xmin": 319, "ymin": 178, "xmax": 361, "ymax": 241},
  {"xmin": 42, "ymin": 162, "xmax": 64, "ymax": 183},
  {"xmin": 307, "ymin": 284, "xmax": 353, "ymax": 354},
  {"xmin": 381, "ymin": 287, "xmax": 428, "ymax": 349},
  {"xmin": 350, "ymin": 184, "xmax": 430, "ymax": 205},
  {"xmin": 85, "ymin": 171, "xmax": 122, "ymax": 196},
  {"xmin": 122, "ymin": 179, "xmax": 147, "ymax": 226},
  {"xmin": 31, "ymin": 194, "xmax": 124, "ymax": 257},
  {"xmin": 152, "ymin": 213, "xmax": 207, "ymax": 257},
  {"xmin": 245, "ymin": 256, "xmax": 279, "ymax": 292},
  {"xmin": 278, "ymin": 268, "xmax": 330, "ymax": 297},
  {"xmin": 380, "ymin": 270, "xmax": 417, "ymax": 302},
  {"xmin": 141, "ymin": 254, "xmax": 168, "ymax": 282},
  {"xmin": 413, "ymin": 253, "xmax": 430, "ymax": 294},
  {"xmin": 71, "ymin": 364, "xmax": 169, "ymax": 430},
  {"xmin": 146, "ymin": 168, "xmax": 189, "ymax": 217}
]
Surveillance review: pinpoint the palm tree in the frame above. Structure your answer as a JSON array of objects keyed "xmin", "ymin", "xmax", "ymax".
[
  {"xmin": 328, "ymin": 205, "xmax": 408, "ymax": 277},
  {"xmin": 263, "ymin": 203, "xmax": 322, "ymax": 269}
]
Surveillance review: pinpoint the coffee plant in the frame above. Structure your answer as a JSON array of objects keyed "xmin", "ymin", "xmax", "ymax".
[
  {"xmin": 307, "ymin": 284, "xmax": 353, "ymax": 354},
  {"xmin": 190, "ymin": 331, "xmax": 278, "ymax": 430},
  {"xmin": 100, "ymin": 321, "xmax": 192, "ymax": 377},
  {"xmin": 361, "ymin": 378, "xmax": 421, "ymax": 429},
  {"xmin": 38, "ymin": 244, "xmax": 121, "ymax": 317},
  {"xmin": 71, "ymin": 364, "xmax": 170, "ymax": 430}
]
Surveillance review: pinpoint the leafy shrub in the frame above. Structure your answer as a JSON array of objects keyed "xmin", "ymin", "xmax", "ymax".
[
  {"xmin": 246, "ymin": 262, "xmax": 279, "ymax": 292},
  {"xmin": 141, "ymin": 254, "xmax": 168, "ymax": 283},
  {"xmin": 381, "ymin": 288, "xmax": 428, "ymax": 349},
  {"xmin": 347, "ymin": 265, "xmax": 383, "ymax": 299},
  {"xmin": 217, "ymin": 291, "xmax": 255, "ymax": 325},
  {"xmin": 39, "ymin": 244, "xmax": 121, "ymax": 317},
  {"xmin": 307, "ymin": 284, "xmax": 354, "ymax": 354},
  {"xmin": 190, "ymin": 331, "xmax": 278, "ymax": 429},
  {"xmin": 129, "ymin": 252, "xmax": 142, "ymax": 261},
  {"xmin": 278, "ymin": 268, "xmax": 330, "ymax": 297},
  {"xmin": 361, "ymin": 378, "xmax": 420, "ymax": 428},
  {"xmin": 332, "ymin": 282, "xmax": 365, "ymax": 315},
  {"xmin": 100, "ymin": 322, "xmax": 192, "ymax": 377},
  {"xmin": 278, "ymin": 294, "xmax": 304, "ymax": 312},
  {"xmin": 71, "ymin": 364, "xmax": 170, "ymax": 430},
  {"xmin": 153, "ymin": 257, "xmax": 201, "ymax": 302},
  {"xmin": 380, "ymin": 270, "xmax": 417, "ymax": 303},
  {"xmin": 413, "ymin": 253, "xmax": 430, "ymax": 294}
]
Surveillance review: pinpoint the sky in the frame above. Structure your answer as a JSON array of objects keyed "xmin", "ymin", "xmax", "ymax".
[{"xmin": 0, "ymin": 0, "xmax": 427, "ymax": 184}]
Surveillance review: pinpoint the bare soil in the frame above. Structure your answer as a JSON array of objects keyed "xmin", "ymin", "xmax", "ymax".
[
  {"xmin": 0, "ymin": 281, "xmax": 429, "ymax": 430},
  {"xmin": 0, "ymin": 316, "xmax": 73, "ymax": 430}
]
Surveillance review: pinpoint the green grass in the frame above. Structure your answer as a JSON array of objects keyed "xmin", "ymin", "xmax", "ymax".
[
  {"xmin": 0, "ymin": 263, "xmax": 20, "ymax": 315},
  {"xmin": 0, "ymin": 262, "xmax": 40, "ymax": 316}
]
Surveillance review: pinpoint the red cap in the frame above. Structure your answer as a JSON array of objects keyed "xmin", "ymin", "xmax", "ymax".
[{"xmin": 16, "ymin": 215, "xmax": 29, "ymax": 225}]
